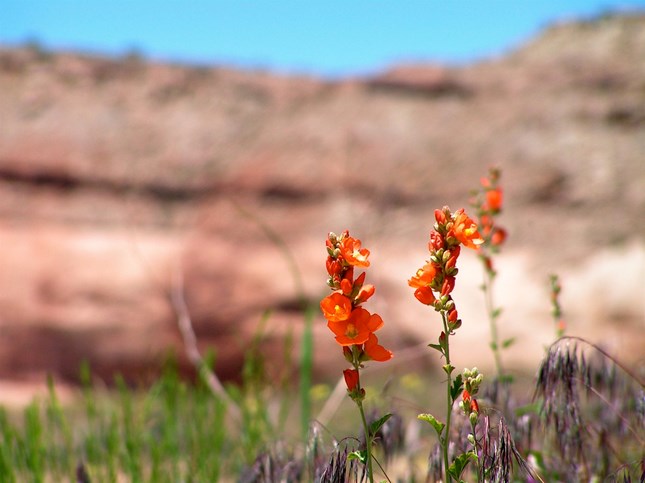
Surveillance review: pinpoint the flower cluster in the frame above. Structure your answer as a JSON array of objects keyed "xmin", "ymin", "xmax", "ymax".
[
  {"xmin": 460, "ymin": 367, "xmax": 483, "ymax": 425},
  {"xmin": 472, "ymin": 168, "xmax": 507, "ymax": 270},
  {"xmin": 408, "ymin": 207, "xmax": 483, "ymax": 331},
  {"xmin": 320, "ymin": 231, "xmax": 392, "ymax": 368}
]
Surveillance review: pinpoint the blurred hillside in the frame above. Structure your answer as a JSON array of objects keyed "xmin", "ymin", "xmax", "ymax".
[{"xmin": 0, "ymin": 13, "xmax": 643, "ymax": 390}]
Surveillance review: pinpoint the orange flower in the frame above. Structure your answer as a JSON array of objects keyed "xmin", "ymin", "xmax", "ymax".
[
  {"xmin": 490, "ymin": 227, "xmax": 507, "ymax": 246},
  {"xmin": 327, "ymin": 307, "xmax": 382, "ymax": 346},
  {"xmin": 408, "ymin": 263, "xmax": 437, "ymax": 289},
  {"xmin": 343, "ymin": 368, "xmax": 360, "ymax": 391},
  {"xmin": 320, "ymin": 293, "xmax": 352, "ymax": 323},
  {"xmin": 486, "ymin": 188, "xmax": 503, "ymax": 212},
  {"xmin": 414, "ymin": 286, "xmax": 436, "ymax": 305},
  {"xmin": 340, "ymin": 236, "xmax": 370, "ymax": 267},
  {"xmin": 364, "ymin": 333, "xmax": 393, "ymax": 361},
  {"xmin": 355, "ymin": 284, "xmax": 375, "ymax": 304},
  {"xmin": 450, "ymin": 209, "xmax": 484, "ymax": 250}
]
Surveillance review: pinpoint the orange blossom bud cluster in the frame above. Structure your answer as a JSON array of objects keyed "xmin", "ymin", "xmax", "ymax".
[
  {"xmin": 321, "ymin": 231, "xmax": 392, "ymax": 393},
  {"xmin": 472, "ymin": 167, "xmax": 507, "ymax": 273},
  {"xmin": 408, "ymin": 207, "xmax": 483, "ymax": 332}
]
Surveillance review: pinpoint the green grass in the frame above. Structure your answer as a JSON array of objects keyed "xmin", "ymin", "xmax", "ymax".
[
  {"xmin": 0, "ymin": 361, "xmax": 234, "ymax": 482},
  {"xmin": 0, "ymin": 348, "xmax": 642, "ymax": 482}
]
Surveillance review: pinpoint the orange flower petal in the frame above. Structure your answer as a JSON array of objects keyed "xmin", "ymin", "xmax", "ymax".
[
  {"xmin": 414, "ymin": 286, "xmax": 435, "ymax": 305},
  {"xmin": 366, "ymin": 312, "xmax": 384, "ymax": 332},
  {"xmin": 486, "ymin": 188, "xmax": 503, "ymax": 212},
  {"xmin": 320, "ymin": 293, "xmax": 352, "ymax": 323},
  {"xmin": 327, "ymin": 308, "xmax": 372, "ymax": 346},
  {"xmin": 340, "ymin": 237, "xmax": 370, "ymax": 267},
  {"xmin": 364, "ymin": 333, "xmax": 392, "ymax": 362},
  {"xmin": 450, "ymin": 209, "xmax": 484, "ymax": 250},
  {"xmin": 408, "ymin": 263, "xmax": 437, "ymax": 289},
  {"xmin": 356, "ymin": 284, "xmax": 375, "ymax": 304}
]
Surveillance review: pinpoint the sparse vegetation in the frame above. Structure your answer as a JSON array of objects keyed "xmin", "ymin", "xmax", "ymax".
[{"xmin": 0, "ymin": 168, "xmax": 642, "ymax": 482}]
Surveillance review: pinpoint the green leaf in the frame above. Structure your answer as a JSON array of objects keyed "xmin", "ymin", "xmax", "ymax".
[
  {"xmin": 450, "ymin": 374, "xmax": 464, "ymax": 402},
  {"xmin": 347, "ymin": 450, "xmax": 366, "ymax": 464},
  {"xmin": 502, "ymin": 337, "xmax": 516, "ymax": 348},
  {"xmin": 491, "ymin": 307, "xmax": 503, "ymax": 318},
  {"xmin": 418, "ymin": 413, "xmax": 445, "ymax": 436},
  {"xmin": 442, "ymin": 364, "xmax": 455, "ymax": 375},
  {"xmin": 489, "ymin": 341, "xmax": 498, "ymax": 350},
  {"xmin": 428, "ymin": 343, "xmax": 443, "ymax": 354},
  {"xmin": 369, "ymin": 413, "xmax": 392, "ymax": 437},
  {"xmin": 448, "ymin": 451, "xmax": 478, "ymax": 480}
]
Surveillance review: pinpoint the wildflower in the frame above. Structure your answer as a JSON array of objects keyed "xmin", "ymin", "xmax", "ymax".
[
  {"xmin": 408, "ymin": 263, "xmax": 437, "ymax": 289},
  {"xmin": 340, "ymin": 236, "xmax": 370, "ymax": 267},
  {"xmin": 490, "ymin": 227, "xmax": 507, "ymax": 246},
  {"xmin": 449, "ymin": 209, "xmax": 484, "ymax": 249},
  {"xmin": 327, "ymin": 307, "xmax": 382, "ymax": 346},
  {"xmin": 321, "ymin": 230, "xmax": 391, "ymax": 482},
  {"xmin": 411, "ymin": 208, "xmax": 483, "ymax": 483},
  {"xmin": 485, "ymin": 187, "xmax": 503, "ymax": 212},
  {"xmin": 320, "ymin": 293, "xmax": 352, "ymax": 323},
  {"xmin": 471, "ymin": 168, "xmax": 508, "ymax": 381},
  {"xmin": 410, "ymin": 207, "xmax": 482, "ymax": 311},
  {"xmin": 322, "ymin": 231, "xmax": 390, "ymax": 356},
  {"xmin": 343, "ymin": 368, "xmax": 360, "ymax": 392}
]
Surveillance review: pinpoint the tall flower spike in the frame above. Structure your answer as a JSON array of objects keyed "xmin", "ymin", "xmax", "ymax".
[
  {"xmin": 321, "ymin": 230, "xmax": 391, "ymax": 362},
  {"xmin": 321, "ymin": 230, "xmax": 391, "ymax": 483}
]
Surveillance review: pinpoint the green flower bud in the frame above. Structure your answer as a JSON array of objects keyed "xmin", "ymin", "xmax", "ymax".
[{"xmin": 469, "ymin": 412, "xmax": 479, "ymax": 426}]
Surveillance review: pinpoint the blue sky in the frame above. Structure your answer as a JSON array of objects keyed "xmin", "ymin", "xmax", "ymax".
[{"xmin": 2, "ymin": 1, "xmax": 644, "ymax": 77}]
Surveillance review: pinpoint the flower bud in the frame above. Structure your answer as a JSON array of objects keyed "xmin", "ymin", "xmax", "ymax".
[
  {"xmin": 343, "ymin": 368, "xmax": 360, "ymax": 392},
  {"xmin": 340, "ymin": 278, "xmax": 353, "ymax": 296},
  {"xmin": 469, "ymin": 412, "xmax": 479, "ymax": 426},
  {"xmin": 429, "ymin": 231, "xmax": 444, "ymax": 251},
  {"xmin": 491, "ymin": 227, "xmax": 507, "ymax": 246},
  {"xmin": 445, "ymin": 254, "xmax": 458, "ymax": 271},
  {"xmin": 435, "ymin": 209, "xmax": 447, "ymax": 224},
  {"xmin": 441, "ymin": 277, "xmax": 455, "ymax": 296},
  {"xmin": 467, "ymin": 434, "xmax": 476, "ymax": 445},
  {"xmin": 471, "ymin": 398, "xmax": 479, "ymax": 414},
  {"xmin": 448, "ymin": 308, "xmax": 458, "ymax": 323}
]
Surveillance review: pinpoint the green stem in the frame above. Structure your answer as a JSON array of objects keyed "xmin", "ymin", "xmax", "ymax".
[
  {"xmin": 441, "ymin": 312, "xmax": 453, "ymax": 483},
  {"xmin": 470, "ymin": 419, "xmax": 482, "ymax": 481},
  {"xmin": 357, "ymin": 397, "xmax": 374, "ymax": 483},
  {"xmin": 482, "ymin": 268, "xmax": 504, "ymax": 378}
]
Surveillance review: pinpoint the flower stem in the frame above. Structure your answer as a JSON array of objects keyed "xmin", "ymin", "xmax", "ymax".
[
  {"xmin": 482, "ymin": 267, "xmax": 504, "ymax": 378},
  {"xmin": 357, "ymin": 397, "xmax": 374, "ymax": 483},
  {"xmin": 469, "ymin": 419, "xmax": 482, "ymax": 480},
  {"xmin": 441, "ymin": 312, "xmax": 453, "ymax": 483}
]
